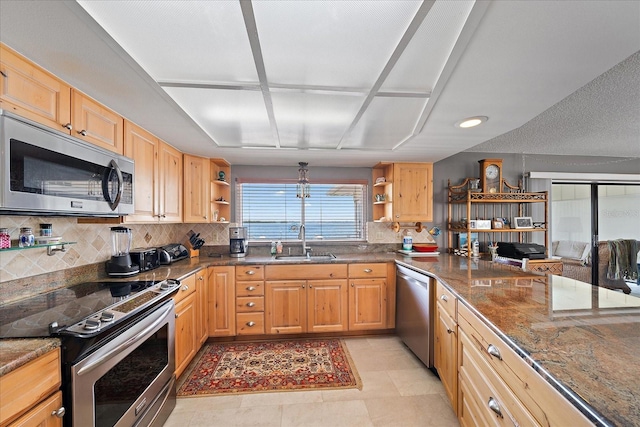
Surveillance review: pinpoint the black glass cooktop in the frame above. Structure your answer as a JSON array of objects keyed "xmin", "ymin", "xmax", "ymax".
[{"xmin": 0, "ymin": 280, "xmax": 159, "ymax": 338}]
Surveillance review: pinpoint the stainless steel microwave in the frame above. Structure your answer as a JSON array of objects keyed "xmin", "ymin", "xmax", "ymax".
[{"xmin": 0, "ymin": 110, "xmax": 134, "ymax": 216}]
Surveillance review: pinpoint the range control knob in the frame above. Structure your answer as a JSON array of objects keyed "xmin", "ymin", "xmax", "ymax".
[
  {"xmin": 100, "ymin": 311, "xmax": 115, "ymax": 322},
  {"xmin": 84, "ymin": 319, "xmax": 101, "ymax": 330}
]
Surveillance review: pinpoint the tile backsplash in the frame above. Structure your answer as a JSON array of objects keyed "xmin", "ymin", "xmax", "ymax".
[{"xmin": 0, "ymin": 216, "xmax": 435, "ymax": 283}]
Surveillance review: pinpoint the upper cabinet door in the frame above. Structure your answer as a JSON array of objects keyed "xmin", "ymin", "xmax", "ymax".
[
  {"xmin": 71, "ymin": 90, "xmax": 124, "ymax": 154},
  {"xmin": 183, "ymin": 154, "xmax": 210, "ymax": 223},
  {"xmin": 393, "ymin": 163, "xmax": 433, "ymax": 222},
  {"xmin": 159, "ymin": 141, "xmax": 183, "ymax": 223},
  {"xmin": 124, "ymin": 121, "xmax": 159, "ymax": 223},
  {"xmin": 0, "ymin": 44, "xmax": 71, "ymax": 133}
]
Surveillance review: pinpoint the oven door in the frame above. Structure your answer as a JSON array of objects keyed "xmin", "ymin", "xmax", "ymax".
[{"xmin": 70, "ymin": 300, "xmax": 175, "ymax": 427}]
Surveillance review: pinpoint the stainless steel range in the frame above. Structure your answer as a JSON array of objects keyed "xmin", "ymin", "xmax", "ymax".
[{"xmin": 0, "ymin": 278, "xmax": 180, "ymax": 427}]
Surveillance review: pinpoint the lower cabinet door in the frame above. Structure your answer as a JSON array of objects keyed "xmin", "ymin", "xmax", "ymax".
[
  {"xmin": 265, "ymin": 280, "xmax": 306, "ymax": 334},
  {"xmin": 9, "ymin": 391, "xmax": 64, "ymax": 427},
  {"xmin": 348, "ymin": 278, "xmax": 386, "ymax": 330},
  {"xmin": 175, "ymin": 293, "xmax": 197, "ymax": 378},
  {"xmin": 435, "ymin": 301, "xmax": 457, "ymax": 412},
  {"xmin": 307, "ymin": 279, "xmax": 348, "ymax": 333}
]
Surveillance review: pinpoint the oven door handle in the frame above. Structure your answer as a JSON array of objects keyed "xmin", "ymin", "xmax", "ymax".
[{"xmin": 77, "ymin": 301, "xmax": 173, "ymax": 376}]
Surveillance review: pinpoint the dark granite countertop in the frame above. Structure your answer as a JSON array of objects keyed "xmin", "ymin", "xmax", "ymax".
[
  {"xmin": 398, "ymin": 254, "xmax": 640, "ymax": 427},
  {"xmin": 0, "ymin": 338, "xmax": 60, "ymax": 376}
]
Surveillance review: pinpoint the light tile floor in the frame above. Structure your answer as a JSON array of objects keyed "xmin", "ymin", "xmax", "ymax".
[{"xmin": 163, "ymin": 336, "xmax": 460, "ymax": 427}]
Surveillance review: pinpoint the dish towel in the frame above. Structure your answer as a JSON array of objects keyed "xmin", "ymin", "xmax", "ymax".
[{"xmin": 607, "ymin": 239, "xmax": 639, "ymax": 281}]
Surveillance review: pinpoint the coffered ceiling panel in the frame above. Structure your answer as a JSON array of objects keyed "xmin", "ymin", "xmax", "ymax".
[
  {"xmin": 341, "ymin": 97, "xmax": 427, "ymax": 149},
  {"xmin": 78, "ymin": 0, "xmax": 257, "ymax": 84},
  {"xmin": 163, "ymin": 87, "xmax": 273, "ymax": 147},
  {"xmin": 271, "ymin": 92, "xmax": 366, "ymax": 149},
  {"xmin": 252, "ymin": 1, "xmax": 422, "ymax": 88},
  {"xmin": 380, "ymin": 0, "xmax": 474, "ymax": 93}
]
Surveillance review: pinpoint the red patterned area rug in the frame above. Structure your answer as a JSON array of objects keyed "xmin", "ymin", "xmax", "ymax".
[{"xmin": 177, "ymin": 338, "xmax": 361, "ymax": 396}]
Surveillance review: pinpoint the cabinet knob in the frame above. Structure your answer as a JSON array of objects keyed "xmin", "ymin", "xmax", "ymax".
[
  {"xmin": 52, "ymin": 407, "xmax": 66, "ymax": 418},
  {"xmin": 247, "ymin": 286, "xmax": 256, "ymax": 291},
  {"xmin": 62, "ymin": 123, "xmax": 72, "ymax": 130},
  {"xmin": 198, "ymin": 276, "xmax": 204, "ymax": 281},
  {"xmin": 247, "ymin": 302, "xmax": 255, "ymax": 307},
  {"xmin": 309, "ymin": 284, "xmax": 313, "ymax": 288},
  {"xmin": 446, "ymin": 327, "xmax": 454, "ymax": 334},
  {"xmin": 440, "ymin": 295, "xmax": 448, "ymax": 302},
  {"xmin": 302, "ymin": 284, "xmax": 305, "ymax": 288},
  {"xmin": 351, "ymin": 283, "xmax": 354, "ymax": 287},
  {"xmin": 246, "ymin": 321, "xmax": 255, "ymax": 327},
  {"xmin": 487, "ymin": 397, "xmax": 503, "ymax": 418},
  {"xmin": 246, "ymin": 270, "xmax": 255, "ymax": 275},
  {"xmin": 77, "ymin": 129, "xmax": 87, "ymax": 136},
  {"xmin": 364, "ymin": 268, "xmax": 372, "ymax": 273},
  {"xmin": 181, "ymin": 285, "xmax": 189, "ymax": 291},
  {"xmin": 487, "ymin": 344, "xmax": 502, "ymax": 360}
]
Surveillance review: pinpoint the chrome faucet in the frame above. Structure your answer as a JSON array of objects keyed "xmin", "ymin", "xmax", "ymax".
[{"xmin": 298, "ymin": 223, "xmax": 310, "ymax": 257}]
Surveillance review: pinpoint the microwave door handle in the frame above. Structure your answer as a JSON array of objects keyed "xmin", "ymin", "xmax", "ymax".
[{"xmin": 102, "ymin": 159, "xmax": 123, "ymax": 210}]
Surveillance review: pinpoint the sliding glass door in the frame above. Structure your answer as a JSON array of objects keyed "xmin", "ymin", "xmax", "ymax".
[{"xmin": 552, "ymin": 183, "xmax": 639, "ymax": 291}]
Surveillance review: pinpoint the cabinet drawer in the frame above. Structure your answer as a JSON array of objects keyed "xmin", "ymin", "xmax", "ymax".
[
  {"xmin": 458, "ymin": 303, "xmax": 591, "ymax": 426},
  {"xmin": 0, "ymin": 348, "xmax": 61, "ymax": 426},
  {"xmin": 266, "ymin": 264, "xmax": 347, "ymax": 280},
  {"xmin": 236, "ymin": 296, "xmax": 265, "ymax": 313},
  {"xmin": 173, "ymin": 273, "xmax": 196, "ymax": 305},
  {"xmin": 459, "ymin": 328, "xmax": 538, "ymax": 427},
  {"xmin": 8, "ymin": 390, "xmax": 63, "ymax": 427},
  {"xmin": 348, "ymin": 263, "xmax": 387, "ymax": 278},
  {"xmin": 435, "ymin": 281, "xmax": 456, "ymax": 320},
  {"xmin": 236, "ymin": 265, "xmax": 264, "ymax": 280},
  {"xmin": 236, "ymin": 281, "xmax": 264, "ymax": 296},
  {"xmin": 526, "ymin": 260, "xmax": 563, "ymax": 275},
  {"xmin": 236, "ymin": 312, "xmax": 265, "ymax": 335}
]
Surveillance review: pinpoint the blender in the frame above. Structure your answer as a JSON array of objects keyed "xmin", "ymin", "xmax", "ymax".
[{"xmin": 105, "ymin": 226, "xmax": 140, "ymax": 277}]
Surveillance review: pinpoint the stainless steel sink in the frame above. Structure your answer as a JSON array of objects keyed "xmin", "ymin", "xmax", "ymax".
[{"xmin": 274, "ymin": 253, "xmax": 336, "ymax": 261}]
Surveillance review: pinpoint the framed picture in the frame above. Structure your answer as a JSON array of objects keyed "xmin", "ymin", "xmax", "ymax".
[
  {"xmin": 469, "ymin": 220, "xmax": 477, "ymax": 229},
  {"xmin": 476, "ymin": 220, "xmax": 491, "ymax": 230},
  {"xmin": 514, "ymin": 216, "xmax": 533, "ymax": 229},
  {"xmin": 493, "ymin": 219, "xmax": 504, "ymax": 229}
]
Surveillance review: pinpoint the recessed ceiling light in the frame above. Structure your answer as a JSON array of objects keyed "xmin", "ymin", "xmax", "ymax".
[{"xmin": 456, "ymin": 116, "xmax": 488, "ymax": 128}]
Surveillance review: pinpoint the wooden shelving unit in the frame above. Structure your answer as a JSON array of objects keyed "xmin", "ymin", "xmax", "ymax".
[
  {"xmin": 447, "ymin": 177, "xmax": 548, "ymax": 256},
  {"xmin": 211, "ymin": 158, "xmax": 231, "ymax": 223}
]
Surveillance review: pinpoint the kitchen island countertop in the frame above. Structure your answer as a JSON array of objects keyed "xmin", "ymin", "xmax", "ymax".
[{"xmin": 398, "ymin": 254, "xmax": 640, "ymax": 427}]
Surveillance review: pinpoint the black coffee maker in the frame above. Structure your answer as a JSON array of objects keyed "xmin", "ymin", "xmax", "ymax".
[
  {"xmin": 229, "ymin": 226, "xmax": 248, "ymax": 258},
  {"xmin": 105, "ymin": 227, "xmax": 140, "ymax": 277}
]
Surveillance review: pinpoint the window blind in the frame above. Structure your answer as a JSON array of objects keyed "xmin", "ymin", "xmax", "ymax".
[{"xmin": 236, "ymin": 182, "xmax": 366, "ymax": 242}]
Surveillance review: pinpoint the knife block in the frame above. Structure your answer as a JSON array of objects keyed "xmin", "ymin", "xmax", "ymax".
[{"xmin": 184, "ymin": 239, "xmax": 200, "ymax": 258}]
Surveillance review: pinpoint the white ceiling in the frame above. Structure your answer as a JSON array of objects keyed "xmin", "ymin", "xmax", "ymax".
[{"xmin": 0, "ymin": 1, "xmax": 639, "ymax": 167}]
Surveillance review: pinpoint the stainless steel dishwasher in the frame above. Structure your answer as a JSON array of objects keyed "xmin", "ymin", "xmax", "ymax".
[{"xmin": 396, "ymin": 264, "xmax": 433, "ymax": 368}]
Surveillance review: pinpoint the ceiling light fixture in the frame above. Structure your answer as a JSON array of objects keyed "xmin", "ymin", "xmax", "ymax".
[{"xmin": 456, "ymin": 116, "xmax": 488, "ymax": 128}]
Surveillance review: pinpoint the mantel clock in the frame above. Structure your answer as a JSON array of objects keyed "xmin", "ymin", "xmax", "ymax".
[{"xmin": 478, "ymin": 159, "xmax": 503, "ymax": 193}]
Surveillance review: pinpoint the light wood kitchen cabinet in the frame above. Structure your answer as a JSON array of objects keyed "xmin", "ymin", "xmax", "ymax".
[
  {"xmin": 0, "ymin": 43, "xmax": 71, "ymax": 134},
  {"xmin": 158, "ymin": 141, "xmax": 183, "ymax": 222},
  {"xmin": 236, "ymin": 265, "xmax": 265, "ymax": 335},
  {"xmin": 264, "ymin": 280, "xmax": 307, "ymax": 334},
  {"xmin": 348, "ymin": 263, "xmax": 391, "ymax": 331},
  {"xmin": 184, "ymin": 154, "xmax": 211, "ymax": 223},
  {"xmin": 457, "ymin": 302, "xmax": 591, "ymax": 426},
  {"xmin": 124, "ymin": 121, "xmax": 182, "ymax": 223},
  {"xmin": 211, "ymin": 158, "xmax": 231, "ymax": 223},
  {"xmin": 8, "ymin": 391, "xmax": 63, "ymax": 427},
  {"xmin": 174, "ymin": 274, "xmax": 197, "ymax": 378},
  {"xmin": 0, "ymin": 348, "xmax": 63, "ymax": 427},
  {"xmin": 208, "ymin": 266, "xmax": 236, "ymax": 337},
  {"xmin": 372, "ymin": 162, "xmax": 433, "ymax": 223},
  {"xmin": 71, "ymin": 89, "xmax": 123, "ymax": 153},
  {"xmin": 434, "ymin": 282, "xmax": 458, "ymax": 414},
  {"xmin": 265, "ymin": 264, "xmax": 348, "ymax": 334},
  {"xmin": 195, "ymin": 269, "xmax": 209, "ymax": 346}
]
